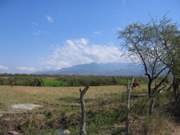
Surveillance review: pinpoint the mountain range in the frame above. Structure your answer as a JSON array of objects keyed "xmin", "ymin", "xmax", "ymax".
[{"xmin": 35, "ymin": 62, "xmax": 143, "ymax": 76}]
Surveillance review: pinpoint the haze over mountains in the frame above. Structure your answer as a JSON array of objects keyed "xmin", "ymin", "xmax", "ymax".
[{"xmin": 35, "ymin": 62, "xmax": 143, "ymax": 76}]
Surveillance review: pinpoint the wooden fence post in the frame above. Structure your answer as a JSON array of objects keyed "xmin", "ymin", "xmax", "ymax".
[
  {"xmin": 79, "ymin": 86, "xmax": 89, "ymax": 135},
  {"xmin": 126, "ymin": 77, "xmax": 134, "ymax": 135}
]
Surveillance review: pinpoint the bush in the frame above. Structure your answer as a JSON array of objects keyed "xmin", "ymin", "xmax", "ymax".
[{"xmin": 27, "ymin": 78, "xmax": 44, "ymax": 86}]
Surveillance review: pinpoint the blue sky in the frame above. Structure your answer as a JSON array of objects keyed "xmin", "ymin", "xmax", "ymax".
[{"xmin": 0, "ymin": 0, "xmax": 179, "ymax": 73}]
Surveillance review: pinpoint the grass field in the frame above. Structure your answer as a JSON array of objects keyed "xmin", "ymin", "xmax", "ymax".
[
  {"xmin": 0, "ymin": 85, "xmax": 129, "ymax": 134},
  {"xmin": 0, "ymin": 85, "xmax": 127, "ymax": 105},
  {"xmin": 0, "ymin": 85, "xmax": 179, "ymax": 134}
]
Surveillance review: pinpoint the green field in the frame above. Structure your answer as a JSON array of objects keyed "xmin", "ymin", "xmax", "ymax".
[{"xmin": 0, "ymin": 85, "xmax": 179, "ymax": 135}]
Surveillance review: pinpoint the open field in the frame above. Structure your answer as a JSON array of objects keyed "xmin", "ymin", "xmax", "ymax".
[
  {"xmin": 0, "ymin": 85, "xmax": 128, "ymax": 104},
  {"xmin": 0, "ymin": 85, "xmax": 134, "ymax": 134},
  {"xmin": 0, "ymin": 85, "xmax": 180, "ymax": 134},
  {"xmin": 0, "ymin": 85, "xmax": 129, "ymax": 114}
]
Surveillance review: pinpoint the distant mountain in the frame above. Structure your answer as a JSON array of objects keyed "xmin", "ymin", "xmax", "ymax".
[{"xmin": 35, "ymin": 62, "xmax": 143, "ymax": 76}]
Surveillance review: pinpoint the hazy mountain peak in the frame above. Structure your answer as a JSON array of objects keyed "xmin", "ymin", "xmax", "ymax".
[{"xmin": 35, "ymin": 62, "xmax": 143, "ymax": 76}]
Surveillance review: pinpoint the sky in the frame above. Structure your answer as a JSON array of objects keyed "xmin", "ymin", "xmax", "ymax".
[{"xmin": 0, "ymin": 0, "xmax": 179, "ymax": 74}]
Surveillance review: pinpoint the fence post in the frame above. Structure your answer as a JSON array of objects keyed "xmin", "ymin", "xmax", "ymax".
[
  {"xmin": 79, "ymin": 86, "xmax": 89, "ymax": 135},
  {"xmin": 126, "ymin": 77, "xmax": 134, "ymax": 135}
]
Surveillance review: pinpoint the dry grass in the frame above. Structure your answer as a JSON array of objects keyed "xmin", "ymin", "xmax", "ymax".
[
  {"xmin": 0, "ymin": 85, "xmax": 129, "ymax": 134},
  {"xmin": 131, "ymin": 113, "xmax": 180, "ymax": 135},
  {"xmin": 1, "ymin": 84, "xmax": 179, "ymax": 135},
  {"xmin": 0, "ymin": 85, "xmax": 149, "ymax": 113},
  {"xmin": 0, "ymin": 85, "xmax": 128, "ymax": 112}
]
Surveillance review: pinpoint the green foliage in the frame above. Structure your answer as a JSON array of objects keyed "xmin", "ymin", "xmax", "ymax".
[
  {"xmin": 20, "ymin": 112, "xmax": 59, "ymax": 134},
  {"xmin": 131, "ymin": 97, "xmax": 149, "ymax": 117},
  {"xmin": 27, "ymin": 78, "xmax": 44, "ymax": 86},
  {"xmin": 57, "ymin": 75, "xmax": 148, "ymax": 86},
  {"xmin": 0, "ymin": 126, "xmax": 6, "ymax": 133},
  {"xmin": 0, "ymin": 73, "xmax": 148, "ymax": 86},
  {"xmin": 22, "ymin": 129, "xmax": 59, "ymax": 135},
  {"xmin": 43, "ymin": 79, "xmax": 69, "ymax": 87},
  {"xmin": 43, "ymin": 111, "xmax": 53, "ymax": 119},
  {"xmin": 21, "ymin": 115, "xmax": 40, "ymax": 131},
  {"xmin": 46, "ymin": 119, "xmax": 56, "ymax": 128}
]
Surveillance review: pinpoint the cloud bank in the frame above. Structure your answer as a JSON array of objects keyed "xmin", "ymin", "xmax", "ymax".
[
  {"xmin": 41, "ymin": 38, "xmax": 129, "ymax": 70},
  {"xmin": 16, "ymin": 67, "xmax": 36, "ymax": 72},
  {"xmin": 0, "ymin": 65, "xmax": 9, "ymax": 70},
  {"xmin": 0, "ymin": 38, "xmax": 130, "ymax": 73}
]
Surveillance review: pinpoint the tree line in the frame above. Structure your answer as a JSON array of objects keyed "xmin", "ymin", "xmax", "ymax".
[{"xmin": 0, "ymin": 73, "xmax": 150, "ymax": 86}]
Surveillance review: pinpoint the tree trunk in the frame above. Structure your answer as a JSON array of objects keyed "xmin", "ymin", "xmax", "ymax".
[
  {"xmin": 149, "ymin": 84, "xmax": 166, "ymax": 116},
  {"xmin": 79, "ymin": 86, "xmax": 89, "ymax": 135},
  {"xmin": 173, "ymin": 77, "xmax": 179, "ymax": 102},
  {"xmin": 149, "ymin": 93, "xmax": 158, "ymax": 116},
  {"xmin": 173, "ymin": 77, "xmax": 180, "ymax": 117},
  {"xmin": 148, "ymin": 79, "xmax": 152, "ymax": 96}
]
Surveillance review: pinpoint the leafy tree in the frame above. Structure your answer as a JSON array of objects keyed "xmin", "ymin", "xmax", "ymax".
[
  {"xmin": 118, "ymin": 16, "xmax": 180, "ymax": 115},
  {"xmin": 157, "ymin": 19, "xmax": 180, "ymax": 115},
  {"xmin": 159, "ymin": 25, "xmax": 180, "ymax": 102},
  {"xmin": 118, "ymin": 16, "xmax": 178, "ymax": 96}
]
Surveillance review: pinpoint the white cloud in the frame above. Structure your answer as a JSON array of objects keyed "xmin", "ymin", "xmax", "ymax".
[
  {"xmin": 40, "ymin": 38, "xmax": 130, "ymax": 70},
  {"xmin": 0, "ymin": 65, "xmax": 9, "ymax": 70},
  {"xmin": 45, "ymin": 15, "xmax": 53, "ymax": 23},
  {"xmin": 93, "ymin": 31, "xmax": 102, "ymax": 35},
  {"xmin": 16, "ymin": 67, "xmax": 36, "ymax": 72}
]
